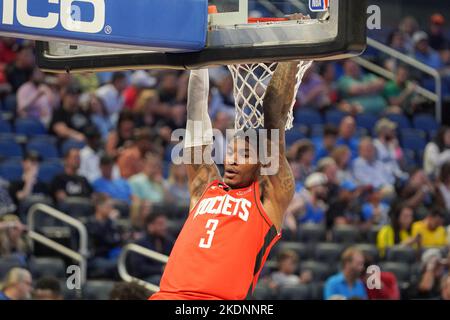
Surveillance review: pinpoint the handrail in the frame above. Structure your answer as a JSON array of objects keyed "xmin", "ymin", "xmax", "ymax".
[
  {"xmin": 118, "ymin": 243, "xmax": 169, "ymax": 293},
  {"xmin": 27, "ymin": 203, "xmax": 88, "ymax": 286},
  {"xmin": 365, "ymin": 37, "xmax": 443, "ymax": 123}
]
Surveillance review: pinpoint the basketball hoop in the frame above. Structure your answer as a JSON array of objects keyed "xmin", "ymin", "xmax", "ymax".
[{"xmin": 228, "ymin": 60, "xmax": 313, "ymax": 131}]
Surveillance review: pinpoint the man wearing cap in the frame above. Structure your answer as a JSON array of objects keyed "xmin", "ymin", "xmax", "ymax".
[
  {"xmin": 373, "ymin": 118, "xmax": 408, "ymax": 182},
  {"xmin": 50, "ymin": 83, "xmax": 92, "ymax": 143},
  {"xmin": 428, "ymin": 14, "xmax": 449, "ymax": 52},
  {"xmin": 412, "ymin": 207, "xmax": 448, "ymax": 248},
  {"xmin": 285, "ymin": 172, "xmax": 329, "ymax": 230},
  {"xmin": 412, "ymin": 30, "xmax": 444, "ymax": 70}
]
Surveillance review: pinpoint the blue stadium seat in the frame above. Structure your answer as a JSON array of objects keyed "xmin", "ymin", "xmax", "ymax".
[
  {"xmin": 0, "ymin": 160, "xmax": 23, "ymax": 181},
  {"xmin": 325, "ymin": 110, "xmax": 347, "ymax": 126},
  {"xmin": 386, "ymin": 114, "xmax": 411, "ymax": 129},
  {"xmin": 294, "ymin": 110, "xmax": 323, "ymax": 126},
  {"xmin": 413, "ymin": 114, "xmax": 439, "ymax": 134},
  {"xmin": 277, "ymin": 284, "xmax": 312, "ymax": 300},
  {"xmin": 0, "ymin": 119, "xmax": 12, "ymax": 133},
  {"xmin": 355, "ymin": 114, "xmax": 378, "ymax": 132},
  {"xmin": 27, "ymin": 139, "xmax": 60, "ymax": 159},
  {"xmin": 402, "ymin": 135, "xmax": 427, "ymax": 153},
  {"xmin": 400, "ymin": 128, "xmax": 426, "ymax": 140},
  {"xmin": 61, "ymin": 139, "xmax": 86, "ymax": 156},
  {"xmin": 38, "ymin": 161, "xmax": 64, "ymax": 184},
  {"xmin": 0, "ymin": 256, "xmax": 26, "ymax": 279},
  {"xmin": 285, "ymin": 129, "xmax": 306, "ymax": 146},
  {"xmin": 15, "ymin": 118, "xmax": 47, "ymax": 136},
  {"xmin": 0, "ymin": 140, "xmax": 23, "ymax": 158}
]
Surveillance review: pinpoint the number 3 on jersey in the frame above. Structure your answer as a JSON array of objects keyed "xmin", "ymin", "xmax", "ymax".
[{"xmin": 199, "ymin": 219, "xmax": 219, "ymax": 249}]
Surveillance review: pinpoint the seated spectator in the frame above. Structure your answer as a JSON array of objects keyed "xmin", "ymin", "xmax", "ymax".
[
  {"xmin": 412, "ymin": 208, "xmax": 448, "ymax": 248},
  {"xmin": 129, "ymin": 154, "xmax": 167, "ymax": 226},
  {"xmin": 324, "ymin": 247, "xmax": 367, "ymax": 300},
  {"xmin": 17, "ymin": 67, "xmax": 58, "ymax": 127},
  {"xmin": 436, "ymin": 162, "xmax": 450, "ymax": 216},
  {"xmin": 361, "ymin": 188, "xmax": 390, "ymax": 228},
  {"xmin": 269, "ymin": 250, "xmax": 312, "ymax": 290},
  {"xmin": 318, "ymin": 63, "xmax": 338, "ymax": 106},
  {"xmin": 4, "ymin": 45, "xmax": 35, "ymax": 93},
  {"xmin": 78, "ymin": 126, "xmax": 103, "ymax": 183},
  {"xmin": 338, "ymin": 60, "xmax": 387, "ymax": 115},
  {"xmin": 32, "ymin": 276, "xmax": 63, "ymax": 300},
  {"xmin": 336, "ymin": 116, "xmax": 359, "ymax": 160},
  {"xmin": 331, "ymin": 146, "xmax": 353, "ymax": 183},
  {"xmin": 424, "ymin": 126, "xmax": 450, "ymax": 178},
  {"xmin": 373, "ymin": 119, "xmax": 408, "ymax": 181},
  {"xmin": 50, "ymin": 148, "xmax": 93, "ymax": 202},
  {"xmin": 8, "ymin": 151, "xmax": 48, "ymax": 207},
  {"xmin": 0, "ymin": 214, "xmax": 29, "ymax": 263},
  {"xmin": 352, "ymin": 137, "xmax": 395, "ymax": 191},
  {"xmin": 417, "ymin": 248, "xmax": 448, "ymax": 299},
  {"xmin": 92, "ymin": 154, "xmax": 131, "ymax": 204},
  {"xmin": 0, "ymin": 178, "xmax": 16, "ymax": 216},
  {"xmin": 326, "ymin": 180, "xmax": 361, "ymax": 228},
  {"xmin": 109, "ymin": 281, "xmax": 152, "ymax": 300},
  {"xmin": 398, "ymin": 169, "xmax": 435, "ymax": 218},
  {"xmin": 428, "ymin": 14, "xmax": 449, "ymax": 52},
  {"xmin": 398, "ymin": 16, "xmax": 420, "ymax": 53},
  {"xmin": 376, "ymin": 203, "xmax": 418, "ymax": 258},
  {"xmin": 285, "ymin": 173, "xmax": 328, "ymax": 231},
  {"xmin": 86, "ymin": 93, "xmax": 114, "ymax": 141},
  {"xmin": 50, "ymin": 83, "xmax": 92, "ymax": 143},
  {"xmin": 0, "ymin": 268, "xmax": 33, "ymax": 300},
  {"xmin": 296, "ymin": 67, "xmax": 329, "ymax": 110},
  {"xmin": 412, "ymin": 31, "xmax": 444, "ymax": 70},
  {"xmin": 317, "ymin": 157, "xmax": 340, "ymax": 203},
  {"xmin": 105, "ymin": 110, "xmax": 136, "ymax": 158},
  {"xmin": 95, "ymin": 72, "xmax": 127, "ymax": 123},
  {"xmin": 315, "ymin": 125, "xmax": 338, "ymax": 162},
  {"xmin": 166, "ymin": 164, "xmax": 190, "ymax": 207},
  {"xmin": 441, "ymin": 274, "xmax": 450, "ymax": 300},
  {"xmin": 383, "ymin": 65, "xmax": 419, "ymax": 115},
  {"xmin": 117, "ymin": 128, "xmax": 155, "ymax": 179},
  {"xmin": 86, "ymin": 193, "xmax": 123, "ymax": 279},
  {"xmin": 0, "ymin": 37, "xmax": 18, "ymax": 65},
  {"xmin": 129, "ymin": 213, "xmax": 173, "ymax": 282},
  {"xmin": 287, "ymin": 140, "xmax": 316, "ymax": 187}
]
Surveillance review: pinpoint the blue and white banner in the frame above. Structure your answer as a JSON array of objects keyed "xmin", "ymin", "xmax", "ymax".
[{"xmin": 0, "ymin": 0, "xmax": 208, "ymax": 51}]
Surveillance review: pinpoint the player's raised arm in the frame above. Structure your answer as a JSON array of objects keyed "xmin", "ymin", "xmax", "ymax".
[
  {"xmin": 184, "ymin": 69, "xmax": 221, "ymax": 210},
  {"xmin": 259, "ymin": 62, "xmax": 300, "ymax": 227}
]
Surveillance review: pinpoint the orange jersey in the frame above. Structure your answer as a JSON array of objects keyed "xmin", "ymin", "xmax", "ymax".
[{"xmin": 150, "ymin": 180, "xmax": 281, "ymax": 300}]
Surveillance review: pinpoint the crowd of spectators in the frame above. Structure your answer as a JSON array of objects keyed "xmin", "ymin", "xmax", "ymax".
[{"xmin": 1, "ymin": 12, "xmax": 450, "ymax": 300}]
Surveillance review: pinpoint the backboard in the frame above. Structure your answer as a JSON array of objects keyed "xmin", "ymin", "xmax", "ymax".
[{"xmin": 29, "ymin": 0, "xmax": 367, "ymax": 73}]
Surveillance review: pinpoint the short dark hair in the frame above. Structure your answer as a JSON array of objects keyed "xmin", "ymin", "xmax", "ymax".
[
  {"xmin": 111, "ymin": 72, "xmax": 126, "ymax": 84},
  {"xmin": 35, "ymin": 276, "xmax": 62, "ymax": 295},
  {"xmin": 429, "ymin": 206, "xmax": 446, "ymax": 219},
  {"xmin": 63, "ymin": 147, "xmax": 79, "ymax": 159},
  {"xmin": 24, "ymin": 150, "xmax": 42, "ymax": 163},
  {"xmin": 109, "ymin": 282, "xmax": 151, "ymax": 300},
  {"xmin": 323, "ymin": 125, "xmax": 338, "ymax": 137},
  {"xmin": 100, "ymin": 154, "xmax": 115, "ymax": 166},
  {"xmin": 144, "ymin": 212, "xmax": 166, "ymax": 227}
]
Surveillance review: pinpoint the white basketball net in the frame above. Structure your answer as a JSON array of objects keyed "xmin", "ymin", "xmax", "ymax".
[{"xmin": 227, "ymin": 61, "xmax": 313, "ymax": 131}]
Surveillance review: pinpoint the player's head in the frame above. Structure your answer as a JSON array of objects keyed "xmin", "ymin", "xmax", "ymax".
[{"xmin": 224, "ymin": 129, "xmax": 262, "ymax": 189}]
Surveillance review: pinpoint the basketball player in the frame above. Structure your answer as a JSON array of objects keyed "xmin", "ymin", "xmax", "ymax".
[{"xmin": 150, "ymin": 61, "xmax": 300, "ymax": 300}]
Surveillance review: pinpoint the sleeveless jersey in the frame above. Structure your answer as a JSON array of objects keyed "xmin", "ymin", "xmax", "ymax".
[{"xmin": 149, "ymin": 180, "xmax": 281, "ymax": 300}]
